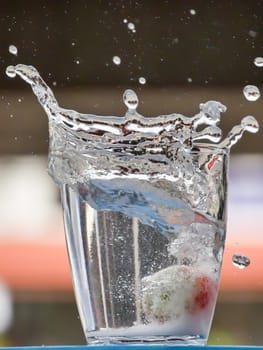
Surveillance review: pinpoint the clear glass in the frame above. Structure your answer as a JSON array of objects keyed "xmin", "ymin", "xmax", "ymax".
[{"xmin": 60, "ymin": 145, "xmax": 229, "ymax": 345}]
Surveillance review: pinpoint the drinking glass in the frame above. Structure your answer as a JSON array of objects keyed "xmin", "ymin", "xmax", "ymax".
[
  {"xmin": 6, "ymin": 63, "xmax": 258, "ymax": 346},
  {"xmin": 58, "ymin": 144, "xmax": 228, "ymax": 345}
]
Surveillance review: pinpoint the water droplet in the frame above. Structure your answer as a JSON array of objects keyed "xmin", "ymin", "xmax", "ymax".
[
  {"xmin": 71, "ymin": 41, "xmax": 76, "ymax": 46},
  {"xmin": 187, "ymin": 77, "xmax": 192, "ymax": 83},
  {"xmin": 18, "ymin": 98, "xmax": 22, "ymax": 103},
  {"xmin": 243, "ymin": 85, "xmax": 261, "ymax": 101},
  {"xmin": 123, "ymin": 89, "xmax": 139, "ymax": 111},
  {"xmin": 138, "ymin": 77, "xmax": 146, "ymax": 85},
  {"xmin": 232, "ymin": 254, "xmax": 250, "ymax": 269},
  {"xmin": 189, "ymin": 9, "xmax": 196, "ymax": 15},
  {"xmin": 112, "ymin": 56, "xmax": 121, "ymax": 65},
  {"xmin": 52, "ymin": 81, "xmax": 57, "ymax": 86},
  {"xmin": 5, "ymin": 65, "xmax": 16, "ymax": 78},
  {"xmin": 123, "ymin": 18, "xmax": 128, "ymax": 23},
  {"xmin": 254, "ymin": 57, "xmax": 263, "ymax": 67},
  {"xmin": 248, "ymin": 30, "xmax": 257, "ymax": 38},
  {"xmin": 127, "ymin": 22, "xmax": 135, "ymax": 31},
  {"xmin": 8, "ymin": 44, "xmax": 18, "ymax": 56},
  {"xmin": 75, "ymin": 59, "xmax": 80, "ymax": 65},
  {"xmin": 241, "ymin": 115, "xmax": 260, "ymax": 133}
]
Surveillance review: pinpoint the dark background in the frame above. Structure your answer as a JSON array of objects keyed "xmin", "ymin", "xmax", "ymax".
[{"xmin": 0, "ymin": 0, "xmax": 262, "ymax": 154}]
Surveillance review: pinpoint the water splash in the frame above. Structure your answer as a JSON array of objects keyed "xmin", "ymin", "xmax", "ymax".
[
  {"xmin": 5, "ymin": 64, "xmax": 259, "ymax": 186},
  {"xmin": 8, "ymin": 44, "xmax": 18, "ymax": 56},
  {"xmin": 243, "ymin": 84, "xmax": 261, "ymax": 101},
  {"xmin": 232, "ymin": 254, "xmax": 250, "ymax": 269}
]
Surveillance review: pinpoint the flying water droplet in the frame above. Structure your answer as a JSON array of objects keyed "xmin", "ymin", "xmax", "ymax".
[
  {"xmin": 254, "ymin": 57, "xmax": 263, "ymax": 67},
  {"xmin": 112, "ymin": 56, "xmax": 121, "ymax": 65},
  {"xmin": 241, "ymin": 115, "xmax": 260, "ymax": 133},
  {"xmin": 138, "ymin": 77, "xmax": 146, "ymax": 85},
  {"xmin": 8, "ymin": 44, "xmax": 18, "ymax": 56},
  {"xmin": 243, "ymin": 85, "xmax": 261, "ymax": 101},
  {"xmin": 5, "ymin": 65, "xmax": 16, "ymax": 78},
  {"xmin": 232, "ymin": 254, "xmax": 250, "ymax": 269},
  {"xmin": 189, "ymin": 9, "xmax": 196, "ymax": 15},
  {"xmin": 123, "ymin": 18, "xmax": 128, "ymax": 23},
  {"xmin": 127, "ymin": 22, "xmax": 136, "ymax": 32},
  {"xmin": 187, "ymin": 77, "xmax": 192, "ymax": 83},
  {"xmin": 248, "ymin": 30, "xmax": 257, "ymax": 38},
  {"xmin": 123, "ymin": 89, "xmax": 138, "ymax": 111}
]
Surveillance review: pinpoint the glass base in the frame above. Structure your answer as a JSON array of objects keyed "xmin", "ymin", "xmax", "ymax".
[{"xmin": 87, "ymin": 335, "xmax": 206, "ymax": 346}]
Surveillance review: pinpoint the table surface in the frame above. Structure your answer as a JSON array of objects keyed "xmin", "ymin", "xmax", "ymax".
[{"xmin": 1, "ymin": 346, "xmax": 263, "ymax": 350}]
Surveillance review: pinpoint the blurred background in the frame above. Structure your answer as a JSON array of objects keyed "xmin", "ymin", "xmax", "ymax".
[{"xmin": 0, "ymin": 0, "xmax": 262, "ymax": 346}]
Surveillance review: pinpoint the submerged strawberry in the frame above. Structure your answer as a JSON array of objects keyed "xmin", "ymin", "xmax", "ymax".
[{"xmin": 187, "ymin": 275, "xmax": 216, "ymax": 314}]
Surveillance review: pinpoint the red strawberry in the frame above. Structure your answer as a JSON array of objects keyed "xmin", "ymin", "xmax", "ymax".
[{"xmin": 187, "ymin": 275, "xmax": 216, "ymax": 314}]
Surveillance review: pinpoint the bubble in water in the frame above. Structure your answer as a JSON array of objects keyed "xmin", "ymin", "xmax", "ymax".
[
  {"xmin": 189, "ymin": 9, "xmax": 196, "ymax": 15},
  {"xmin": 232, "ymin": 254, "xmax": 250, "ymax": 269},
  {"xmin": 123, "ymin": 89, "xmax": 138, "ymax": 111},
  {"xmin": 254, "ymin": 57, "xmax": 263, "ymax": 67},
  {"xmin": 112, "ymin": 56, "xmax": 121, "ymax": 65},
  {"xmin": 5, "ymin": 65, "xmax": 16, "ymax": 78},
  {"xmin": 138, "ymin": 77, "xmax": 146, "ymax": 85},
  {"xmin": 241, "ymin": 115, "xmax": 260, "ymax": 133},
  {"xmin": 8, "ymin": 44, "xmax": 18, "ymax": 56},
  {"xmin": 243, "ymin": 84, "xmax": 261, "ymax": 101}
]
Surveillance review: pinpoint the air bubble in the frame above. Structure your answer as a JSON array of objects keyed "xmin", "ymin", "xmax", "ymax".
[
  {"xmin": 243, "ymin": 85, "xmax": 261, "ymax": 101},
  {"xmin": 8, "ymin": 44, "xmax": 18, "ymax": 56},
  {"xmin": 5, "ymin": 65, "xmax": 16, "ymax": 78},
  {"xmin": 138, "ymin": 77, "xmax": 146, "ymax": 85},
  {"xmin": 232, "ymin": 254, "xmax": 250, "ymax": 269},
  {"xmin": 112, "ymin": 56, "xmax": 121, "ymax": 65},
  {"xmin": 254, "ymin": 57, "xmax": 263, "ymax": 67},
  {"xmin": 123, "ymin": 89, "xmax": 139, "ymax": 111}
]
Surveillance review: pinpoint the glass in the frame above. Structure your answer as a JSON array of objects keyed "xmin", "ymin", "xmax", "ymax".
[
  {"xmin": 59, "ymin": 144, "xmax": 229, "ymax": 345},
  {"xmin": 8, "ymin": 64, "xmax": 252, "ymax": 345}
]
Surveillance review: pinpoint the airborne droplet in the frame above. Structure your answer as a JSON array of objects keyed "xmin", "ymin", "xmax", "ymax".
[
  {"xmin": 123, "ymin": 89, "xmax": 139, "ymax": 111},
  {"xmin": 241, "ymin": 115, "xmax": 260, "ymax": 133},
  {"xmin": 243, "ymin": 85, "xmax": 261, "ymax": 101},
  {"xmin": 8, "ymin": 44, "xmax": 18, "ymax": 56},
  {"xmin": 5, "ymin": 65, "xmax": 16, "ymax": 78},
  {"xmin": 254, "ymin": 57, "xmax": 263, "ymax": 67},
  {"xmin": 112, "ymin": 56, "xmax": 121, "ymax": 65},
  {"xmin": 127, "ymin": 22, "xmax": 136, "ymax": 32},
  {"xmin": 138, "ymin": 77, "xmax": 146, "ymax": 85},
  {"xmin": 232, "ymin": 254, "xmax": 250, "ymax": 269}
]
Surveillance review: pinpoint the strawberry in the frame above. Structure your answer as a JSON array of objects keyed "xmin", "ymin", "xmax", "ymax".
[{"xmin": 187, "ymin": 275, "xmax": 216, "ymax": 314}]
